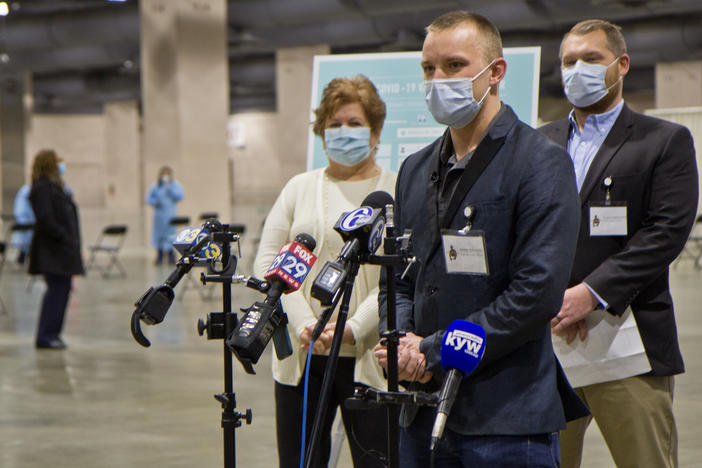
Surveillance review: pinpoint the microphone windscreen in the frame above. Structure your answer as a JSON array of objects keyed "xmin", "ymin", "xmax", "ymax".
[
  {"xmin": 361, "ymin": 190, "xmax": 394, "ymax": 209},
  {"xmin": 294, "ymin": 232, "xmax": 317, "ymax": 252},
  {"xmin": 440, "ymin": 320, "xmax": 486, "ymax": 375}
]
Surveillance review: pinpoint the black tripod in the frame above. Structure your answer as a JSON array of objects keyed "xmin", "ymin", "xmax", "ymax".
[
  {"xmin": 131, "ymin": 224, "xmax": 255, "ymax": 468},
  {"xmin": 196, "ymin": 231, "xmax": 252, "ymax": 468}
]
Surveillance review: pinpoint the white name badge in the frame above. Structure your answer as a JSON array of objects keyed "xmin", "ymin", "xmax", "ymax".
[
  {"xmin": 589, "ymin": 205, "xmax": 628, "ymax": 236},
  {"xmin": 441, "ymin": 231, "xmax": 489, "ymax": 275}
]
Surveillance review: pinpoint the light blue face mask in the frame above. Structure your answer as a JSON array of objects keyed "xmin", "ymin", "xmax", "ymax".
[
  {"xmin": 424, "ymin": 60, "xmax": 494, "ymax": 129},
  {"xmin": 58, "ymin": 162, "xmax": 66, "ymax": 176},
  {"xmin": 562, "ymin": 57, "xmax": 621, "ymax": 108},
  {"xmin": 324, "ymin": 125, "xmax": 373, "ymax": 167}
]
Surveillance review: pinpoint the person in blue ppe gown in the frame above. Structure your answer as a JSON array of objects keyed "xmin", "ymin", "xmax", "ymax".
[
  {"xmin": 12, "ymin": 183, "xmax": 36, "ymax": 265},
  {"xmin": 146, "ymin": 166, "xmax": 184, "ymax": 265}
]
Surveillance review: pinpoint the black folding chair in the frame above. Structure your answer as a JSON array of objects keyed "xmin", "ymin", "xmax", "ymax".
[
  {"xmin": 169, "ymin": 216, "xmax": 190, "ymax": 228},
  {"xmin": 86, "ymin": 225, "xmax": 129, "ymax": 278},
  {"xmin": 199, "ymin": 212, "xmax": 219, "ymax": 222},
  {"xmin": 4, "ymin": 222, "xmax": 34, "ymax": 269}
]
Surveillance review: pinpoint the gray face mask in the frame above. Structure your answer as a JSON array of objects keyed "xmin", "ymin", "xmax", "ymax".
[
  {"xmin": 424, "ymin": 60, "xmax": 495, "ymax": 129},
  {"xmin": 562, "ymin": 57, "xmax": 621, "ymax": 108}
]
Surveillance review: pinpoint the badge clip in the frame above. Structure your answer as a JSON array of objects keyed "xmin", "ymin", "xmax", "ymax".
[
  {"xmin": 603, "ymin": 176, "xmax": 613, "ymax": 206},
  {"xmin": 459, "ymin": 205, "xmax": 475, "ymax": 235}
]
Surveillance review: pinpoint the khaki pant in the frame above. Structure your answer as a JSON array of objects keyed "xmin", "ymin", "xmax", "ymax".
[{"xmin": 560, "ymin": 375, "xmax": 677, "ymax": 468}]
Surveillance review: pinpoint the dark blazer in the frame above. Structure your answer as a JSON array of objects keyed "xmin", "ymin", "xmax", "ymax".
[
  {"xmin": 540, "ymin": 103, "xmax": 698, "ymax": 376},
  {"xmin": 380, "ymin": 106, "xmax": 585, "ymax": 435},
  {"xmin": 29, "ymin": 177, "xmax": 84, "ymax": 276}
]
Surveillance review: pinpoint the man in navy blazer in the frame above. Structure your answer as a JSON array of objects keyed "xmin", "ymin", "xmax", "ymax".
[
  {"xmin": 374, "ymin": 11, "xmax": 585, "ymax": 467},
  {"xmin": 540, "ymin": 19, "xmax": 698, "ymax": 468}
]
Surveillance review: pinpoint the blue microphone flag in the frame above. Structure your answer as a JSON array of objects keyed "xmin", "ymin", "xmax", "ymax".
[
  {"xmin": 172, "ymin": 225, "xmax": 222, "ymax": 260},
  {"xmin": 440, "ymin": 320, "xmax": 486, "ymax": 374}
]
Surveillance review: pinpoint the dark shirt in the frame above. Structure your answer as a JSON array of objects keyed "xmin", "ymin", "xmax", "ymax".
[{"xmin": 437, "ymin": 105, "xmax": 507, "ymax": 221}]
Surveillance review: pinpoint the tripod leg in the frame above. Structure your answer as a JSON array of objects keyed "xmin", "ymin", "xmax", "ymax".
[{"xmin": 304, "ymin": 261, "xmax": 359, "ymax": 468}]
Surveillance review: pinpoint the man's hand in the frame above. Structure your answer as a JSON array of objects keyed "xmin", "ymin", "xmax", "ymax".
[
  {"xmin": 399, "ymin": 332, "xmax": 423, "ymax": 353},
  {"xmin": 374, "ymin": 332, "xmax": 433, "ymax": 383},
  {"xmin": 552, "ymin": 283, "xmax": 599, "ymax": 343}
]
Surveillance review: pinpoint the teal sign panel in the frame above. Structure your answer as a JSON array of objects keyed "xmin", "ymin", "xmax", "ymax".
[{"xmin": 307, "ymin": 48, "xmax": 541, "ymax": 172}]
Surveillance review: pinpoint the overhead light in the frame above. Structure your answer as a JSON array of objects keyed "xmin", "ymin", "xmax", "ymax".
[{"xmin": 0, "ymin": 2, "xmax": 10, "ymax": 16}]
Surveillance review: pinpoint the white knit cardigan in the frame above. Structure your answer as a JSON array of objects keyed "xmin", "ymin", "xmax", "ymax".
[{"xmin": 253, "ymin": 167, "xmax": 397, "ymax": 387}]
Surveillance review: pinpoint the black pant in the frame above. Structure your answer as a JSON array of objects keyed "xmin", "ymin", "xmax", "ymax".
[
  {"xmin": 275, "ymin": 355, "xmax": 388, "ymax": 468},
  {"xmin": 36, "ymin": 273, "xmax": 72, "ymax": 345}
]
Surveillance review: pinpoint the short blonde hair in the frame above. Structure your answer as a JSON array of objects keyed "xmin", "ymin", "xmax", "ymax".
[
  {"xmin": 426, "ymin": 11, "xmax": 503, "ymax": 63},
  {"xmin": 312, "ymin": 75, "xmax": 386, "ymax": 138}
]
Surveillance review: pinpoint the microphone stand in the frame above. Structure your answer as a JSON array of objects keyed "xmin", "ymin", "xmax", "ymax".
[
  {"xmin": 378, "ymin": 231, "xmax": 401, "ymax": 468},
  {"xmin": 345, "ymin": 215, "xmax": 432, "ymax": 468},
  {"xmin": 303, "ymin": 258, "xmax": 361, "ymax": 468},
  {"xmin": 304, "ymin": 206, "xmax": 424, "ymax": 468},
  {"xmin": 197, "ymin": 231, "xmax": 252, "ymax": 468}
]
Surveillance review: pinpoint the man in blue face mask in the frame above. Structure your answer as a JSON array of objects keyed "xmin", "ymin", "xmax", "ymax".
[
  {"xmin": 540, "ymin": 19, "xmax": 698, "ymax": 468},
  {"xmin": 375, "ymin": 10, "xmax": 587, "ymax": 468}
]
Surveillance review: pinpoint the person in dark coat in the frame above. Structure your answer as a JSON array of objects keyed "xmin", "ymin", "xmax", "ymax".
[
  {"xmin": 374, "ymin": 11, "xmax": 585, "ymax": 467},
  {"xmin": 28, "ymin": 149, "xmax": 84, "ymax": 349}
]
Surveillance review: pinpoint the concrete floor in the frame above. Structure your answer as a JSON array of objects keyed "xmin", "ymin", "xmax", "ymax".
[{"xmin": 1, "ymin": 245, "xmax": 701, "ymax": 468}]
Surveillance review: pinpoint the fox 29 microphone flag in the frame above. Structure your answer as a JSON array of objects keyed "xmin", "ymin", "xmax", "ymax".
[{"xmin": 263, "ymin": 234, "xmax": 317, "ymax": 296}]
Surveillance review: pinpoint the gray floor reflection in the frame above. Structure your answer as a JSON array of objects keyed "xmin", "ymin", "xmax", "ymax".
[{"xmin": 1, "ymin": 251, "xmax": 701, "ymax": 467}]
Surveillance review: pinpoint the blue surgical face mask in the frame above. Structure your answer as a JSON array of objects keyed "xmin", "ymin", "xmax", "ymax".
[
  {"xmin": 424, "ymin": 60, "xmax": 495, "ymax": 129},
  {"xmin": 562, "ymin": 57, "xmax": 621, "ymax": 108},
  {"xmin": 58, "ymin": 162, "xmax": 66, "ymax": 176},
  {"xmin": 324, "ymin": 125, "xmax": 373, "ymax": 167}
]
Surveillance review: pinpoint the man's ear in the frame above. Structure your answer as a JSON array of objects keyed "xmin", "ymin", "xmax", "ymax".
[
  {"xmin": 618, "ymin": 54, "xmax": 630, "ymax": 77},
  {"xmin": 489, "ymin": 57, "xmax": 507, "ymax": 86}
]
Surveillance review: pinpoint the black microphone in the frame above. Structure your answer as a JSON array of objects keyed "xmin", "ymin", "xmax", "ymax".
[
  {"xmin": 310, "ymin": 190, "xmax": 393, "ymax": 312},
  {"xmin": 227, "ymin": 233, "xmax": 317, "ymax": 373},
  {"xmin": 430, "ymin": 321, "xmax": 486, "ymax": 452},
  {"xmin": 130, "ymin": 227, "xmax": 216, "ymax": 347}
]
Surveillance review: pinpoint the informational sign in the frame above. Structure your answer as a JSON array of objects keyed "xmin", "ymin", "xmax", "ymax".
[{"xmin": 307, "ymin": 48, "xmax": 540, "ymax": 171}]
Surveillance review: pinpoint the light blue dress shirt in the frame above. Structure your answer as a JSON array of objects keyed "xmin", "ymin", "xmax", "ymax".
[
  {"xmin": 567, "ymin": 99, "xmax": 624, "ymax": 192},
  {"xmin": 566, "ymin": 100, "xmax": 625, "ymax": 309}
]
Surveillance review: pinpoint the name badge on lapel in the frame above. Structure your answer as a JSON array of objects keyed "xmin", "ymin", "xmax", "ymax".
[
  {"xmin": 589, "ymin": 176, "xmax": 628, "ymax": 237},
  {"xmin": 441, "ymin": 206, "xmax": 489, "ymax": 275}
]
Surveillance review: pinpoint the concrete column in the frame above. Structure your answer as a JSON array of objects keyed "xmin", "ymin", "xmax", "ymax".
[
  {"xmin": 140, "ymin": 0, "xmax": 230, "ymax": 225},
  {"xmin": 275, "ymin": 45, "xmax": 330, "ymax": 186},
  {"xmin": 655, "ymin": 60, "xmax": 702, "ymax": 108},
  {"xmin": 104, "ymin": 101, "xmax": 141, "ymax": 212},
  {"xmin": 0, "ymin": 71, "xmax": 28, "ymax": 217}
]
